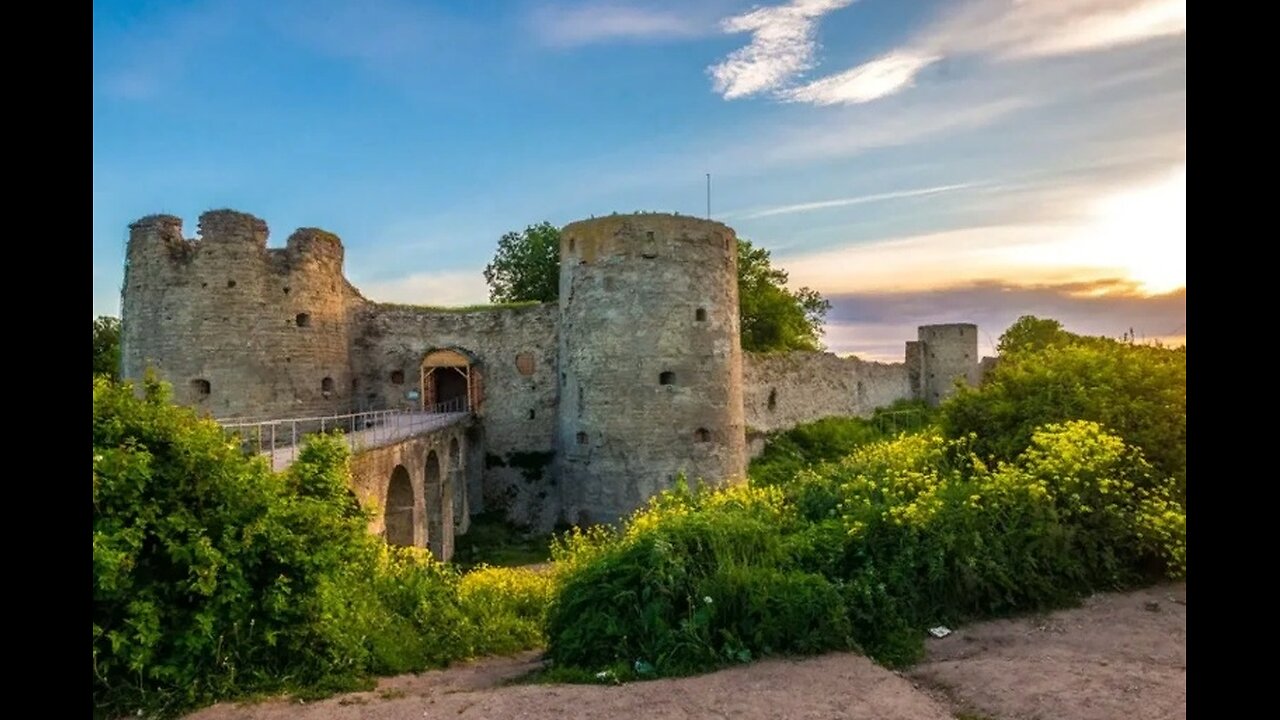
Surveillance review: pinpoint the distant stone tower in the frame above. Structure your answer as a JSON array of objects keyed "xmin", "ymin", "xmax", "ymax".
[
  {"xmin": 120, "ymin": 210, "xmax": 355, "ymax": 419},
  {"xmin": 557, "ymin": 213, "xmax": 747, "ymax": 526},
  {"xmin": 909, "ymin": 323, "xmax": 980, "ymax": 406}
]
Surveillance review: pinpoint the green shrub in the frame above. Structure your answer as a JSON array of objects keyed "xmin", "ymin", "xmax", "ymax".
[
  {"xmin": 749, "ymin": 404, "xmax": 933, "ymax": 492},
  {"xmin": 93, "ymin": 376, "xmax": 547, "ymax": 718},
  {"xmin": 546, "ymin": 482, "xmax": 848, "ymax": 676},
  {"xmin": 547, "ymin": 422, "xmax": 1186, "ymax": 677},
  {"xmin": 459, "ymin": 566, "xmax": 555, "ymax": 655},
  {"xmin": 941, "ymin": 319, "xmax": 1186, "ymax": 494}
]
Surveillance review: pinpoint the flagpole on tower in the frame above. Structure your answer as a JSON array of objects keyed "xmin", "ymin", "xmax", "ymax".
[{"xmin": 706, "ymin": 173, "xmax": 711, "ymax": 219}]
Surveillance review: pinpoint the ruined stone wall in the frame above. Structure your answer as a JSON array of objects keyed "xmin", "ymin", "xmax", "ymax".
[
  {"xmin": 916, "ymin": 323, "xmax": 981, "ymax": 406},
  {"xmin": 121, "ymin": 210, "xmax": 358, "ymax": 420},
  {"xmin": 350, "ymin": 303, "xmax": 560, "ymax": 530},
  {"xmin": 743, "ymin": 352, "xmax": 913, "ymax": 433},
  {"xmin": 558, "ymin": 214, "xmax": 747, "ymax": 527}
]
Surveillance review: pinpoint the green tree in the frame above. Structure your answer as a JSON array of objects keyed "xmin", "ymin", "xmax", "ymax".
[
  {"xmin": 482, "ymin": 224, "xmax": 830, "ymax": 351},
  {"xmin": 93, "ymin": 315, "xmax": 121, "ymax": 380},
  {"xmin": 996, "ymin": 315, "xmax": 1073, "ymax": 355},
  {"xmin": 483, "ymin": 222, "xmax": 561, "ymax": 303},
  {"xmin": 941, "ymin": 317, "xmax": 1186, "ymax": 495},
  {"xmin": 736, "ymin": 238, "xmax": 830, "ymax": 352}
]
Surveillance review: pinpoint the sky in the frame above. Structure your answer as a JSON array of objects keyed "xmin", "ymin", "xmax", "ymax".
[{"xmin": 92, "ymin": 0, "xmax": 1186, "ymax": 362}]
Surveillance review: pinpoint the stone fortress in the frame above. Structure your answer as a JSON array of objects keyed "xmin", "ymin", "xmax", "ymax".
[{"xmin": 121, "ymin": 209, "xmax": 985, "ymax": 538}]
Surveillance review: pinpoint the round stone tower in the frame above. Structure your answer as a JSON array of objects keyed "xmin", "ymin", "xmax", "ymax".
[
  {"xmin": 120, "ymin": 209, "xmax": 355, "ymax": 420},
  {"xmin": 557, "ymin": 213, "xmax": 747, "ymax": 526}
]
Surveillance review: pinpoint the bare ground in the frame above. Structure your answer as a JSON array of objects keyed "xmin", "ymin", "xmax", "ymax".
[{"xmin": 185, "ymin": 582, "xmax": 1185, "ymax": 720}]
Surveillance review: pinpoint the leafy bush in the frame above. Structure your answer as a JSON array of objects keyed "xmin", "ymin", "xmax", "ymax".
[
  {"xmin": 547, "ymin": 422, "xmax": 1186, "ymax": 677},
  {"xmin": 749, "ymin": 403, "xmax": 933, "ymax": 490},
  {"xmin": 941, "ymin": 318, "xmax": 1186, "ymax": 494},
  {"xmin": 546, "ymin": 482, "xmax": 849, "ymax": 677},
  {"xmin": 459, "ymin": 566, "xmax": 555, "ymax": 655},
  {"xmin": 93, "ymin": 376, "xmax": 547, "ymax": 718}
]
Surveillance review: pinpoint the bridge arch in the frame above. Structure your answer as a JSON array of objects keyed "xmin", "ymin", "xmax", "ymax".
[
  {"xmin": 420, "ymin": 347, "xmax": 481, "ymax": 413},
  {"xmin": 424, "ymin": 449, "xmax": 452, "ymax": 560},
  {"xmin": 384, "ymin": 465, "xmax": 414, "ymax": 547}
]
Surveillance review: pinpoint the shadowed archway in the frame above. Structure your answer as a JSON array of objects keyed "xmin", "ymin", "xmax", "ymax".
[
  {"xmin": 420, "ymin": 348, "xmax": 482, "ymax": 413},
  {"xmin": 425, "ymin": 450, "xmax": 452, "ymax": 560},
  {"xmin": 384, "ymin": 465, "xmax": 414, "ymax": 547}
]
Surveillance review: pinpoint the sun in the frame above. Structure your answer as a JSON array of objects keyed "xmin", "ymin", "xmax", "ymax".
[{"xmin": 1075, "ymin": 165, "xmax": 1186, "ymax": 295}]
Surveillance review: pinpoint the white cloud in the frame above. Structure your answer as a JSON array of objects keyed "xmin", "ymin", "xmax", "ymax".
[
  {"xmin": 356, "ymin": 270, "xmax": 490, "ymax": 307},
  {"xmin": 530, "ymin": 2, "xmax": 710, "ymax": 47},
  {"xmin": 708, "ymin": 0, "xmax": 856, "ymax": 100},
  {"xmin": 717, "ymin": 0, "xmax": 1187, "ymax": 107},
  {"xmin": 922, "ymin": 0, "xmax": 1187, "ymax": 60},
  {"xmin": 783, "ymin": 50, "xmax": 940, "ymax": 105},
  {"xmin": 732, "ymin": 182, "xmax": 979, "ymax": 220}
]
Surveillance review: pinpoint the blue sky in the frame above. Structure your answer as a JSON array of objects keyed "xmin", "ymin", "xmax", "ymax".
[{"xmin": 93, "ymin": 0, "xmax": 1186, "ymax": 360}]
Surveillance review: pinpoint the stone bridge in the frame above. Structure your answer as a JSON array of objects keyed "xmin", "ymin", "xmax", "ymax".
[{"xmin": 220, "ymin": 408, "xmax": 475, "ymax": 561}]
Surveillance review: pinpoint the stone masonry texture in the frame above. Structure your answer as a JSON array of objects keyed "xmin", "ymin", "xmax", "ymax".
[{"xmin": 120, "ymin": 209, "xmax": 981, "ymax": 539}]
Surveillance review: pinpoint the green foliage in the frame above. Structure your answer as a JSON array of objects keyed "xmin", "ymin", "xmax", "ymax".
[
  {"xmin": 93, "ymin": 376, "xmax": 548, "ymax": 718},
  {"xmin": 478, "ymin": 223, "xmax": 830, "ymax": 352},
  {"xmin": 547, "ymin": 421, "xmax": 1186, "ymax": 678},
  {"xmin": 996, "ymin": 315, "xmax": 1073, "ymax": 355},
  {"xmin": 483, "ymin": 222, "xmax": 561, "ymax": 303},
  {"xmin": 941, "ymin": 317, "xmax": 1186, "ymax": 493},
  {"xmin": 748, "ymin": 402, "xmax": 935, "ymax": 491},
  {"xmin": 451, "ymin": 510, "xmax": 557, "ymax": 570},
  {"xmin": 93, "ymin": 315, "xmax": 121, "ymax": 379},
  {"xmin": 737, "ymin": 238, "xmax": 831, "ymax": 352},
  {"xmin": 546, "ymin": 482, "xmax": 849, "ymax": 676}
]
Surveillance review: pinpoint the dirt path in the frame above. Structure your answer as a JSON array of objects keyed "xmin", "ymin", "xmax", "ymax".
[{"xmin": 185, "ymin": 582, "xmax": 1185, "ymax": 720}]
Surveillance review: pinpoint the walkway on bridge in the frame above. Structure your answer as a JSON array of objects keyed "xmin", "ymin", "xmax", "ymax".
[{"xmin": 220, "ymin": 407, "xmax": 471, "ymax": 472}]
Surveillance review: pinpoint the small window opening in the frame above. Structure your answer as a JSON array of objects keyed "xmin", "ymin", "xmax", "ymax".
[
  {"xmin": 226, "ymin": 279, "xmax": 236, "ymax": 288},
  {"xmin": 390, "ymin": 370, "xmax": 405, "ymax": 385},
  {"xmin": 283, "ymin": 287, "xmax": 291, "ymax": 295},
  {"xmin": 695, "ymin": 308, "xmax": 707, "ymax": 321},
  {"xmin": 646, "ymin": 231, "xmax": 655, "ymax": 241},
  {"xmin": 695, "ymin": 428, "xmax": 710, "ymax": 442},
  {"xmin": 659, "ymin": 371, "xmax": 675, "ymax": 385},
  {"xmin": 767, "ymin": 388, "xmax": 777, "ymax": 411},
  {"xmin": 191, "ymin": 379, "xmax": 211, "ymax": 398},
  {"xmin": 528, "ymin": 409, "xmax": 536, "ymax": 420},
  {"xmin": 201, "ymin": 282, "xmax": 208, "ymax": 288},
  {"xmin": 295, "ymin": 312, "xmax": 311, "ymax": 327},
  {"xmin": 321, "ymin": 377, "xmax": 335, "ymax": 395},
  {"xmin": 569, "ymin": 237, "xmax": 576, "ymax": 252},
  {"xmin": 285, "ymin": 356, "xmax": 292, "ymax": 363},
  {"xmin": 576, "ymin": 431, "xmax": 588, "ymax": 445}
]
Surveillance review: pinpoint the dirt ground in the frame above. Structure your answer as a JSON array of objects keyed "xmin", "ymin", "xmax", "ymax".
[{"xmin": 185, "ymin": 582, "xmax": 1185, "ymax": 720}]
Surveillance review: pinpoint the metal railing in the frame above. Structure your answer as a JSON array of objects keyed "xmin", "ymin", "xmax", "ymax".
[
  {"xmin": 424, "ymin": 396, "xmax": 469, "ymax": 414},
  {"xmin": 217, "ymin": 403, "xmax": 470, "ymax": 471}
]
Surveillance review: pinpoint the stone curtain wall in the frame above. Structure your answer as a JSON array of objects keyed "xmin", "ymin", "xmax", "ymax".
[
  {"xmin": 350, "ymin": 302, "xmax": 561, "ymax": 529},
  {"xmin": 743, "ymin": 352, "xmax": 913, "ymax": 434}
]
